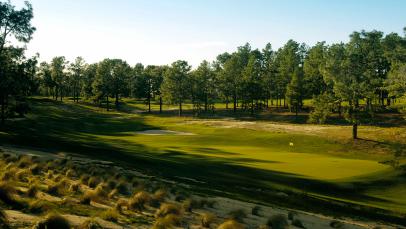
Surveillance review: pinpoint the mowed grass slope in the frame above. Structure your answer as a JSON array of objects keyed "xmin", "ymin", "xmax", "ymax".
[{"xmin": 1, "ymin": 97, "xmax": 405, "ymax": 220}]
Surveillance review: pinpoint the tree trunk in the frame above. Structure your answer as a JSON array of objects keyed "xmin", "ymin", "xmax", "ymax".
[
  {"xmin": 205, "ymin": 95, "xmax": 208, "ymax": 112},
  {"xmin": 251, "ymin": 100, "xmax": 254, "ymax": 115},
  {"xmin": 115, "ymin": 93, "xmax": 119, "ymax": 108},
  {"xmin": 148, "ymin": 94, "xmax": 151, "ymax": 113},
  {"xmin": 295, "ymin": 103, "xmax": 298, "ymax": 117},
  {"xmin": 159, "ymin": 96, "xmax": 162, "ymax": 113},
  {"xmin": 352, "ymin": 123, "xmax": 358, "ymax": 139},
  {"xmin": 1, "ymin": 93, "xmax": 4, "ymax": 126},
  {"xmin": 179, "ymin": 100, "xmax": 182, "ymax": 117},
  {"xmin": 226, "ymin": 98, "xmax": 229, "ymax": 110},
  {"xmin": 106, "ymin": 96, "xmax": 109, "ymax": 111},
  {"xmin": 233, "ymin": 95, "xmax": 237, "ymax": 113}
]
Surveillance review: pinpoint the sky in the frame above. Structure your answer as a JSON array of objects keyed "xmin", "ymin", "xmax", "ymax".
[{"xmin": 10, "ymin": 0, "xmax": 406, "ymax": 67}]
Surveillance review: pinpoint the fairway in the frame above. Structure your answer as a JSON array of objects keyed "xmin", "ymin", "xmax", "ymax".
[
  {"xmin": 3, "ymin": 98, "xmax": 404, "ymax": 220},
  {"xmin": 109, "ymin": 126, "xmax": 391, "ymax": 181}
]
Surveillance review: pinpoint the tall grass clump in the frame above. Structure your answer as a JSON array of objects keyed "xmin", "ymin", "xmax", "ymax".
[
  {"xmin": 152, "ymin": 214, "xmax": 182, "ymax": 229},
  {"xmin": 217, "ymin": 219, "xmax": 244, "ymax": 229},
  {"xmin": 266, "ymin": 214, "xmax": 289, "ymax": 229},
  {"xmin": 155, "ymin": 203, "xmax": 183, "ymax": 218},
  {"xmin": 228, "ymin": 209, "xmax": 247, "ymax": 223},
  {"xmin": 32, "ymin": 213, "xmax": 70, "ymax": 229},
  {"xmin": 0, "ymin": 181, "xmax": 23, "ymax": 208},
  {"xmin": 201, "ymin": 212, "xmax": 216, "ymax": 228},
  {"xmin": 99, "ymin": 208, "xmax": 120, "ymax": 222},
  {"xmin": 128, "ymin": 191, "xmax": 151, "ymax": 211},
  {"xmin": 78, "ymin": 218, "xmax": 103, "ymax": 229},
  {"xmin": 0, "ymin": 208, "xmax": 9, "ymax": 229}
]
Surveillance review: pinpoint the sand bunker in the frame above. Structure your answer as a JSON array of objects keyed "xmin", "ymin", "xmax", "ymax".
[{"xmin": 136, "ymin": 129, "xmax": 195, "ymax": 135}]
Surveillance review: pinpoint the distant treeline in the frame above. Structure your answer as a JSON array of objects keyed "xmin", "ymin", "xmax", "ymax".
[{"xmin": 1, "ymin": 2, "xmax": 406, "ymax": 133}]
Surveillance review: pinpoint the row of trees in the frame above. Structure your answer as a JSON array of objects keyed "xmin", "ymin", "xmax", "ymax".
[
  {"xmin": 34, "ymin": 29, "xmax": 406, "ymax": 138},
  {"xmin": 36, "ymin": 30, "xmax": 406, "ymax": 116},
  {"xmin": 1, "ymin": 1, "xmax": 406, "ymax": 138},
  {"xmin": 0, "ymin": 1, "xmax": 36, "ymax": 125}
]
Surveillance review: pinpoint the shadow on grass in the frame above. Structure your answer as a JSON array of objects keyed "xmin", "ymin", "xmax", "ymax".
[{"xmin": 1, "ymin": 98, "xmax": 405, "ymax": 224}]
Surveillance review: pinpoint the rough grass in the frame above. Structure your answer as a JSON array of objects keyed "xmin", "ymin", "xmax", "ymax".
[
  {"xmin": 155, "ymin": 203, "xmax": 182, "ymax": 218},
  {"xmin": 33, "ymin": 213, "xmax": 71, "ymax": 229},
  {"xmin": 201, "ymin": 212, "xmax": 216, "ymax": 227},
  {"xmin": 129, "ymin": 191, "xmax": 151, "ymax": 211},
  {"xmin": 2, "ymin": 97, "xmax": 406, "ymax": 220},
  {"xmin": 0, "ymin": 208, "xmax": 9, "ymax": 229},
  {"xmin": 267, "ymin": 214, "xmax": 289, "ymax": 229},
  {"xmin": 218, "ymin": 219, "xmax": 245, "ymax": 229}
]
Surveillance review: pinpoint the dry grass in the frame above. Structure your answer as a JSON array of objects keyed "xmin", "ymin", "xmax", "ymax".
[
  {"xmin": 152, "ymin": 214, "xmax": 182, "ymax": 229},
  {"xmin": 32, "ymin": 213, "xmax": 70, "ymax": 229},
  {"xmin": 0, "ymin": 181, "xmax": 21, "ymax": 208},
  {"xmin": 228, "ymin": 209, "xmax": 246, "ymax": 223},
  {"xmin": 27, "ymin": 200, "xmax": 54, "ymax": 214},
  {"xmin": 88, "ymin": 176, "xmax": 101, "ymax": 188},
  {"xmin": 217, "ymin": 219, "xmax": 245, "ymax": 229},
  {"xmin": 155, "ymin": 203, "xmax": 182, "ymax": 218},
  {"xmin": 27, "ymin": 182, "xmax": 39, "ymax": 198},
  {"xmin": 266, "ymin": 214, "xmax": 289, "ymax": 229},
  {"xmin": 0, "ymin": 208, "xmax": 9, "ymax": 229},
  {"xmin": 128, "ymin": 191, "xmax": 151, "ymax": 211},
  {"xmin": 78, "ymin": 218, "xmax": 103, "ymax": 229},
  {"xmin": 201, "ymin": 212, "xmax": 216, "ymax": 228},
  {"xmin": 115, "ymin": 198, "xmax": 128, "ymax": 213},
  {"xmin": 99, "ymin": 208, "xmax": 120, "ymax": 222}
]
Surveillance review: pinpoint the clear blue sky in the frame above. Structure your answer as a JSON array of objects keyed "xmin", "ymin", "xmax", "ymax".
[{"xmin": 12, "ymin": 0, "xmax": 406, "ymax": 67}]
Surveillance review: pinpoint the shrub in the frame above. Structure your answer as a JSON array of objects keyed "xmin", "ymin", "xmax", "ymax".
[
  {"xmin": 94, "ymin": 183, "xmax": 108, "ymax": 198},
  {"xmin": 267, "ymin": 214, "xmax": 289, "ymax": 229},
  {"xmin": 0, "ymin": 182, "xmax": 17, "ymax": 206},
  {"xmin": 201, "ymin": 212, "xmax": 216, "ymax": 228},
  {"xmin": 16, "ymin": 156, "xmax": 33, "ymax": 168},
  {"xmin": 252, "ymin": 206, "xmax": 261, "ymax": 216},
  {"xmin": 88, "ymin": 177, "xmax": 101, "ymax": 188},
  {"xmin": 217, "ymin": 219, "xmax": 244, "ymax": 229},
  {"xmin": 69, "ymin": 183, "xmax": 80, "ymax": 193},
  {"xmin": 152, "ymin": 214, "xmax": 182, "ymax": 229},
  {"xmin": 0, "ymin": 208, "xmax": 9, "ymax": 229},
  {"xmin": 330, "ymin": 220, "xmax": 344, "ymax": 228},
  {"xmin": 292, "ymin": 219, "xmax": 306, "ymax": 228},
  {"xmin": 116, "ymin": 181, "xmax": 129, "ymax": 195},
  {"xmin": 182, "ymin": 199, "xmax": 193, "ymax": 212},
  {"xmin": 47, "ymin": 180, "xmax": 68, "ymax": 196},
  {"xmin": 150, "ymin": 189, "xmax": 167, "ymax": 208},
  {"xmin": 100, "ymin": 209, "xmax": 119, "ymax": 222},
  {"xmin": 115, "ymin": 199, "xmax": 128, "ymax": 213},
  {"xmin": 27, "ymin": 183, "xmax": 39, "ymax": 198},
  {"xmin": 80, "ymin": 191, "xmax": 95, "ymax": 205},
  {"xmin": 288, "ymin": 211, "xmax": 296, "ymax": 220},
  {"xmin": 27, "ymin": 200, "xmax": 54, "ymax": 214},
  {"xmin": 15, "ymin": 169, "xmax": 31, "ymax": 182},
  {"xmin": 78, "ymin": 218, "xmax": 104, "ymax": 229},
  {"xmin": 29, "ymin": 164, "xmax": 42, "ymax": 175},
  {"xmin": 155, "ymin": 203, "xmax": 182, "ymax": 218},
  {"xmin": 108, "ymin": 189, "xmax": 118, "ymax": 199},
  {"xmin": 32, "ymin": 213, "xmax": 70, "ymax": 229},
  {"xmin": 228, "ymin": 209, "xmax": 246, "ymax": 223},
  {"xmin": 80, "ymin": 174, "xmax": 90, "ymax": 185},
  {"xmin": 106, "ymin": 179, "xmax": 117, "ymax": 190},
  {"xmin": 128, "ymin": 191, "xmax": 151, "ymax": 211},
  {"xmin": 46, "ymin": 170, "xmax": 54, "ymax": 179},
  {"xmin": 65, "ymin": 169, "xmax": 76, "ymax": 178}
]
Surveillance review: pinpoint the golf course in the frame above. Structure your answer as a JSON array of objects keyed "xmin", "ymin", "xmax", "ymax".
[
  {"xmin": 2, "ymin": 98, "xmax": 405, "ymax": 227},
  {"xmin": 1, "ymin": 0, "xmax": 406, "ymax": 228}
]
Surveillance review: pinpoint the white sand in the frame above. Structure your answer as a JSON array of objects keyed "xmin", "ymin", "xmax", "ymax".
[{"xmin": 136, "ymin": 129, "xmax": 195, "ymax": 135}]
